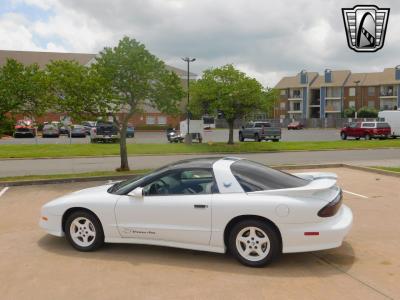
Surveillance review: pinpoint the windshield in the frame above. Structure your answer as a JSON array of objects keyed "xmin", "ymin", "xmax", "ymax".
[{"xmin": 230, "ymin": 160, "xmax": 309, "ymax": 192}]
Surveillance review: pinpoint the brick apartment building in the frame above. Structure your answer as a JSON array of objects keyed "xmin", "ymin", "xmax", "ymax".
[
  {"xmin": 275, "ymin": 67, "xmax": 400, "ymax": 120},
  {"xmin": 0, "ymin": 50, "xmax": 195, "ymax": 127}
]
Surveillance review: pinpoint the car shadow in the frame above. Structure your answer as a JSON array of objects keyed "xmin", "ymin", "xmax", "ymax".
[{"xmin": 38, "ymin": 235, "xmax": 356, "ymax": 277}]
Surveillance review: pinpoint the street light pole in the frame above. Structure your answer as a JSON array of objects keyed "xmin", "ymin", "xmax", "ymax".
[
  {"xmin": 182, "ymin": 57, "xmax": 196, "ymax": 144},
  {"xmin": 354, "ymin": 80, "xmax": 360, "ymax": 119}
]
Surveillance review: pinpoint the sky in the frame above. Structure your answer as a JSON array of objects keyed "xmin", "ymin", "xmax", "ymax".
[{"xmin": 1, "ymin": 0, "xmax": 400, "ymax": 86}]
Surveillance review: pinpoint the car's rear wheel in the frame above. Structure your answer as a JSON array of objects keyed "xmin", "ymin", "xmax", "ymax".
[
  {"xmin": 229, "ymin": 220, "xmax": 280, "ymax": 267},
  {"xmin": 254, "ymin": 133, "xmax": 261, "ymax": 142},
  {"xmin": 365, "ymin": 134, "xmax": 371, "ymax": 140},
  {"xmin": 65, "ymin": 211, "xmax": 104, "ymax": 251},
  {"xmin": 340, "ymin": 132, "xmax": 347, "ymax": 140}
]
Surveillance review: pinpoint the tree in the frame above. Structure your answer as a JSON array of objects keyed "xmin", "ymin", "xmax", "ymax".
[
  {"xmin": 190, "ymin": 64, "xmax": 269, "ymax": 144},
  {"xmin": 46, "ymin": 60, "xmax": 112, "ymax": 122},
  {"xmin": 94, "ymin": 37, "xmax": 184, "ymax": 171},
  {"xmin": 0, "ymin": 59, "xmax": 48, "ymax": 123},
  {"xmin": 357, "ymin": 106, "xmax": 378, "ymax": 118}
]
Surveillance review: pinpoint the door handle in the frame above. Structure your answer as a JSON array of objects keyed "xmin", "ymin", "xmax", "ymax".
[{"xmin": 194, "ymin": 204, "xmax": 208, "ymax": 209}]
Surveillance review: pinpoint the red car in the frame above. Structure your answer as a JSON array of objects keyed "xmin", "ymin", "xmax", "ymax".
[
  {"xmin": 340, "ymin": 122, "xmax": 391, "ymax": 140},
  {"xmin": 14, "ymin": 119, "xmax": 36, "ymax": 138},
  {"xmin": 287, "ymin": 121, "xmax": 304, "ymax": 130}
]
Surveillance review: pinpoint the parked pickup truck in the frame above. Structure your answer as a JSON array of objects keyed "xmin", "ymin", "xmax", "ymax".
[
  {"xmin": 239, "ymin": 122, "xmax": 281, "ymax": 142},
  {"xmin": 340, "ymin": 121, "xmax": 391, "ymax": 140}
]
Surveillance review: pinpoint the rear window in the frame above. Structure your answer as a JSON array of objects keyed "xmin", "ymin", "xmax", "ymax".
[
  {"xmin": 255, "ymin": 123, "xmax": 270, "ymax": 128},
  {"xmin": 230, "ymin": 160, "xmax": 309, "ymax": 192},
  {"xmin": 362, "ymin": 123, "xmax": 375, "ymax": 128},
  {"xmin": 377, "ymin": 122, "xmax": 390, "ymax": 128}
]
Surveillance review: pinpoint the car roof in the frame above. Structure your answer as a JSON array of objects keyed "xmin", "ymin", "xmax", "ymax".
[{"xmin": 165, "ymin": 157, "xmax": 241, "ymax": 170}]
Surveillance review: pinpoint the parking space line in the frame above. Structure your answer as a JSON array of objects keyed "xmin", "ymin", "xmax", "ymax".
[
  {"xmin": 0, "ymin": 187, "xmax": 9, "ymax": 198},
  {"xmin": 343, "ymin": 190, "xmax": 368, "ymax": 199}
]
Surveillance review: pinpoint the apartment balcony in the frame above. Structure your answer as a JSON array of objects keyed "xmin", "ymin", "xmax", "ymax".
[
  {"xmin": 310, "ymin": 98, "xmax": 320, "ymax": 106},
  {"xmin": 325, "ymin": 100, "xmax": 341, "ymax": 113},
  {"xmin": 380, "ymin": 86, "xmax": 397, "ymax": 98}
]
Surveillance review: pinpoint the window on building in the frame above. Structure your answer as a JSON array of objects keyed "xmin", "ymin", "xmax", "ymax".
[
  {"xmin": 349, "ymin": 87, "xmax": 356, "ymax": 97},
  {"xmin": 348, "ymin": 101, "xmax": 355, "ymax": 108},
  {"xmin": 280, "ymin": 89, "xmax": 286, "ymax": 96},
  {"xmin": 367, "ymin": 86, "xmax": 375, "ymax": 96},
  {"xmin": 280, "ymin": 102, "xmax": 286, "ymax": 110},
  {"xmin": 157, "ymin": 116, "xmax": 167, "ymax": 125},
  {"xmin": 292, "ymin": 102, "xmax": 301, "ymax": 111},
  {"xmin": 290, "ymin": 89, "xmax": 301, "ymax": 98},
  {"xmin": 368, "ymin": 101, "xmax": 375, "ymax": 108},
  {"xmin": 326, "ymin": 87, "xmax": 341, "ymax": 98},
  {"xmin": 146, "ymin": 116, "xmax": 155, "ymax": 125}
]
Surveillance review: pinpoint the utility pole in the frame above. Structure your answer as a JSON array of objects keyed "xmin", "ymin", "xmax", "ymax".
[{"xmin": 182, "ymin": 57, "xmax": 196, "ymax": 144}]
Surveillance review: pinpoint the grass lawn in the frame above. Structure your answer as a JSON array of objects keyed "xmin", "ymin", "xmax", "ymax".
[
  {"xmin": 371, "ymin": 166, "xmax": 400, "ymax": 173},
  {"xmin": 0, "ymin": 169, "xmax": 150, "ymax": 182},
  {"xmin": 0, "ymin": 139, "xmax": 399, "ymax": 159}
]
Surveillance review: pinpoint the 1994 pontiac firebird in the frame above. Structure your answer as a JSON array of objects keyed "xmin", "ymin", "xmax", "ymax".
[{"xmin": 40, "ymin": 157, "xmax": 353, "ymax": 267}]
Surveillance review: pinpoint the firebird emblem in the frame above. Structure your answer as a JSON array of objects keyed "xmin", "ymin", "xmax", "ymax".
[{"xmin": 342, "ymin": 5, "xmax": 390, "ymax": 52}]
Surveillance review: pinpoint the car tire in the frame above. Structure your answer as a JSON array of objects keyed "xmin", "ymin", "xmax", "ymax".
[
  {"xmin": 229, "ymin": 220, "xmax": 280, "ymax": 267},
  {"xmin": 239, "ymin": 132, "xmax": 244, "ymax": 142},
  {"xmin": 340, "ymin": 132, "xmax": 347, "ymax": 140},
  {"xmin": 254, "ymin": 133, "xmax": 261, "ymax": 142},
  {"xmin": 355, "ymin": 137, "xmax": 360, "ymax": 140},
  {"xmin": 365, "ymin": 134, "xmax": 371, "ymax": 140},
  {"xmin": 65, "ymin": 211, "xmax": 104, "ymax": 252}
]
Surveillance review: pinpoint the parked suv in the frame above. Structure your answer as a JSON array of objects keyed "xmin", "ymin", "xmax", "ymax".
[
  {"xmin": 90, "ymin": 121, "xmax": 120, "ymax": 143},
  {"xmin": 340, "ymin": 122, "xmax": 391, "ymax": 140},
  {"xmin": 239, "ymin": 122, "xmax": 281, "ymax": 142}
]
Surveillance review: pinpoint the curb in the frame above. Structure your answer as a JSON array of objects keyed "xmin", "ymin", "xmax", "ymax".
[{"xmin": 2, "ymin": 162, "xmax": 399, "ymax": 187}]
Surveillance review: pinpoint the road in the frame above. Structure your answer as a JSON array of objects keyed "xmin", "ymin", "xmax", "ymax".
[
  {"xmin": 0, "ymin": 167, "xmax": 399, "ymax": 299},
  {"xmin": 0, "ymin": 128, "xmax": 341, "ymax": 144},
  {"xmin": 1, "ymin": 148, "xmax": 399, "ymax": 177}
]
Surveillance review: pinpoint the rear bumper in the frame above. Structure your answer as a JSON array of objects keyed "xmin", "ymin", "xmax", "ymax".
[{"xmin": 281, "ymin": 205, "xmax": 353, "ymax": 253}]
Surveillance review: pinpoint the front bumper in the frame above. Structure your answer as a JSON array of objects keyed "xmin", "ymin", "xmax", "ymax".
[
  {"xmin": 39, "ymin": 214, "xmax": 64, "ymax": 237},
  {"xmin": 281, "ymin": 205, "xmax": 353, "ymax": 253}
]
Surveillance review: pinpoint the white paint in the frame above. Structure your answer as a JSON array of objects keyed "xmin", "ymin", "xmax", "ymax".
[
  {"xmin": 0, "ymin": 187, "xmax": 9, "ymax": 198},
  {"xmin": 343, "ymin": 190, "xmax": 368, "ymax": 199}
]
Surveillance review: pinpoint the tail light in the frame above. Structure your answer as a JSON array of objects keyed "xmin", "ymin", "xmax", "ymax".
[{"xmin": 318, "ymin": 190, "xmax": 342, "ymax": 217}]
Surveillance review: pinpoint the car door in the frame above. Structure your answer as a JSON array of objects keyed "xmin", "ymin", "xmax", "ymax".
[
  {"xmin": 244, "ymin": 123, "xmax": 254, "ymax": 138},
  {"xmin": 114, "ymin": 168, "xmax": 214, "ymax": 245}
]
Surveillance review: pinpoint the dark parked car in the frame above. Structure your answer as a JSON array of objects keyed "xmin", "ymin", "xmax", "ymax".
[
  {"xmin": 126, "ymin": 124, "xmax": 135, "ymax": 138},
  {"xmin": 340, "ymin": 122, "xmax": 391, "ymax": 140},
  {"xmin": 70, "ymin": 125, "xmax": 87, "ymax": 138},
  {"xmin": 90, "ymin": 122, "xmax": 120, "ymax": 143},
  {"xmin": 59, "ymin": 125, "xmax": 70, "ymax": 135},
  {"xmin": 42, "ymin": 124, "xmax": 60, "ymax": 138},
  {"xmin": 287, "ymin": 121, "xmax": 304, "ymax": 130},
  {"xmin": 239, "ymin": 122, "xmax": 281, "ymax": 142}
]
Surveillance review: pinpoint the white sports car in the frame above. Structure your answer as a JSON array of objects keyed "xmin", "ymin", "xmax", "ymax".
[{"xmin": 40, "ymin": 157, "xmax": 353, "ymax": 267}]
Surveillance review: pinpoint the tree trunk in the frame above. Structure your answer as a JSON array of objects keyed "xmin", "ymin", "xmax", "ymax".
[
  {"xmin": 118, "ymin": 121, "xmax": 129, "ymax": 171},
  {"xmin": 227, "ymin": 120, "xmax": 235, "ymax": 145}
]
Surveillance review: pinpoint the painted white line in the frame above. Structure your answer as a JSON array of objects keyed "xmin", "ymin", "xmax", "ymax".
[
  {"xmin": 0, "ymin": 187, "xmax": 9, "ymax": 198},
  {"xmin": 343, "ymin": 190, "xmax": 368, "ymax": 199}
]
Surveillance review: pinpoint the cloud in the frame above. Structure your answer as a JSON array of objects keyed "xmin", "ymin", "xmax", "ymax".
[{"xmin": 2, "ymin": 0, "xmax": 400, "ymax": 85}]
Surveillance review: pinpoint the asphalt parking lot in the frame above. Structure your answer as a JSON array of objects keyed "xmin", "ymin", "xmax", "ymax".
[
  {"xmin": 0, "ymin": 128, "xmax": 341, "ymax": 144},
  {"xmin": 0, "ymin": 167, "xmax": 399, "ymax": 299}
]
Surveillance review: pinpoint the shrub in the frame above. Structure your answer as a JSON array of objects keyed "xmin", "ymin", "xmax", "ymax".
[
  {"xmin": 0, "ymin": 117, "xmax": 15, "ymax": 137},
  {"xmin": 344, "ymin": 107, "xmax": 355, "ymax": 118},
  {"xmin": 357, "ymin": 106, "xmax": 378, "ymax": 118}
]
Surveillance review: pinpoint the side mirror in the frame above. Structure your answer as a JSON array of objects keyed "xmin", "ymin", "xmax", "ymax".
[{"xmin": 128, "ymin": 187, "xmax": 144, "ymax": 198}]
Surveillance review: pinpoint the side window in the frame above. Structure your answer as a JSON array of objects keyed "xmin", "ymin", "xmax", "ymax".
[{"xmin": 142, "ymin": 169, "xmax": 218, "ymax": 196}]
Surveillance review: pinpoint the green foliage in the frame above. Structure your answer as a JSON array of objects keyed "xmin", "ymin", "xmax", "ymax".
[
  {"xmin": 0, "ymin": 116, "xmax": 15, "ymax": 137},
  {"xmin": 46, "ymin": 60, "xmax": 112, "ymax": 122},
  {"xmin": 0, "ymin": 58, "xmax": 48, "ymax": 119},
  {"xmin": 344, "ymin": 107, "xmax": 355, "ymax": 118},
  {"xmin": 357, "ymin": 106, "xmax": 378, "ymax": 118},
  {"xmin": 190, "ymin": 64, "xmax": 267, "ymax": 143},
  {"xmin": 93, "ymin": 36, "xmax": 184, "ymax": 170}
]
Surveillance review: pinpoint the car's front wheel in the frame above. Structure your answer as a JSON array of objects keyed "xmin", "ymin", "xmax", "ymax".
[
  {"xmin": 229, "ymin": 220, "xmax": 280, "ymax": 267},
  {"xmin": 65, "ymin": 211, "xmax": 104, "ymax": 251},
  {"xmin": 340, "ymin": 132, "xmax": 347, "ymax": 140}
]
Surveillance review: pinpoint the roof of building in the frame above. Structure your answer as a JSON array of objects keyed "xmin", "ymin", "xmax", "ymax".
[
  {"xmin": 274, "ymin": 72, "xmax": 318, "ymax": 89},
  {"xmin": 310, "ymin": 70, "xmax": 351, "ymax": 88},
  {"xmin": 0, "ymin": 50, "xmax": 195, "ymax": 77},
  {"xmin": 343, "ymin": 73, "xmax": 367, "ymax": 87},
  {"xmin": 362, "ymin": 68, "xmax": 399, "ymax": 86}
]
